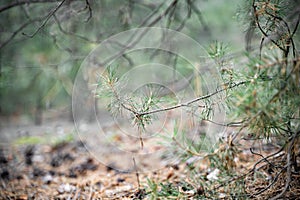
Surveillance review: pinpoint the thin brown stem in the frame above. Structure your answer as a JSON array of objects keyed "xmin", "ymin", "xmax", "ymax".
[
  {"xmin": 138, "ymin": 81, "xmax": 248, "ymax": 117},
  {"xmin": 270, "ymin": 131, "xmax": 299, "ymax": 200},
  {"xmin": 252, "ymin": 0, "xmax": 286, "ymax": 52},
  {"xmin": 132, "ymin": 157, "xmax": 141, "ymax": 189},
  {"xmin": 22, "ymin": 0, "xmax": 66, "ymax": 38}
]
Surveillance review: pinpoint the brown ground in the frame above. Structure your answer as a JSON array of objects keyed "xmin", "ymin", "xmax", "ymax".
[{"xmin": 0, "ymin": 113, "xmax": 299, "ymax": 199}]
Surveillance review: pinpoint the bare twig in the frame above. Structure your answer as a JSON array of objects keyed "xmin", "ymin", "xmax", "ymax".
[
  {"xmin": 97, "ymin": 0, "xmax": 179, "ymax": 67},
  {"xmin": 291, "ymin": 13, "xmax": 300, "ymax": 39},
  {"xmin": 83, "ymin": 0, "xmax": 92, "ymax": 22},
  {"xmin": 251, "ymin": 166, "xmax": 287, "ymax": 197},
  {"xmin": 137, "ymin": 1, "xmax": 165, "ymax": 28},
  {"xmin": 250, "ymin": 147, "xmax": 275, "ymax": 168},
  {"xmin": 0, "ymin": 0, "xmax": 63, "ymax": 13},
  {"xmin": 147, "ymin": 0, "xmax": 178, "ymax": 27},
  {"xmin": 22, "ymin": 0, "xmax": 66, "ymax": 38},
  {"xmin": 212, "ymin": 147, "xmax": 285, "ymax": 193},
  {"xmin": 174, "ymin": 3, "xmax": 191, "ymax": 32},
  {"xmin": 166, "ymin": 0, "xmax": 177, "ymax": 28},
  {"xmin": 53, "ymin": 15, "xmax": 99, "ymax": 43},
  {"xmin": 132, "ymin": 157, "xmax": 140, "ymax": 189},
  {"xmin": 71, "ymin": 0, "xmax": 92, "ymax": 22},
  {"xmin": 252, "ymin": 147, "xmax": 285, "ymax": 172},
  {"xmin": 245, "ymin": 131, "xmax": 299, "ymax": 199},
  {"xmin": 0, "ymin": 18, "xmax": 41, "ymax": 49},
  {"xmin": 252, "ymin": 0, "xmax": 286, "ymax": 52},
  {"xmin": 122, "ymin": 54, "xmax": 134, "ymax": 67},
  {"xmin": 20, "ymin": 3, "xmax": 31, "ymax": 19},
  {"xmin": 137, "ymin": 125, "xmax": 144, "ymax": 149},
  {"xmin": 201, "ymin": 119, "xmax": 245, "ymax": 128},
  {"xmin": 189, "ymin": 0, "xmax": 211, "ymax": 33},
  {"xmin": 265, "ymin": 10, "xmax": 294, "ymax": 59},
  {"xmin": 291, "ymin": 13, "xmax": 300, "ymax": 57},
  {"xmin": 49, "ymin": 32, "xmax": 73, "ymax": 53},
  {"xmin": 270, "ymin": 131, "xmax": 299, "ymax": 200}
]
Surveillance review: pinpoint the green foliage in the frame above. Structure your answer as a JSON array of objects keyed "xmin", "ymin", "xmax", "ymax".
[
  {"xmin": 97, "ymin": 65, "xmax": 175, "ymax": 130},
  {"xmin": 146, "ymin": 178, "xmax": 201, "ymax": 199},
  {"xmin": 1, "ymin": 0, "xmax": 298, "ymax": 198},
  {"xmin": 14, "ymin": 136, "xmax": 42, "ymax": 145},
  {"xmin": 14, "ymin": 132, "xmax": 74, "ymax": 146},
  {"xmin": 158, "ymin": 122, "xmax": 213, "ymax": 164},
  {"xmin": 207, "ymin": 41, "xmax": 228, "ymax": 64},
  {"xmin": 0, "ymin": 0, "xmax": 244, "ymax": 124},
  {"xmin": 143, "ymin": 1, "xmax": 299, "ymax": 198},
  {"xmin": 207, "ymin": 3, "xmax": 300, "ymax": 140}
]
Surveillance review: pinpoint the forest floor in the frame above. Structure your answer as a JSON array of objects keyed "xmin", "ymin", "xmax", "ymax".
[{"xmin": 0, "ymin": 112, "xmax": 299, "ymax": 199}]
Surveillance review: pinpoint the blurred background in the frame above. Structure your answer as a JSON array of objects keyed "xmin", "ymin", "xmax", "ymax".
[{"xmin": 0, "ymin": 0, "xmax": 244, "ymax": 142}]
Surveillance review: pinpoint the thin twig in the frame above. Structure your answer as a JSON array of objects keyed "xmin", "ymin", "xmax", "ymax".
[
  {"xmin": 0, "ymin": 0, "xmax": 63, "ymax": 13},
  {"xmin": 137, "ymin": 1, "xmax": 165, "ymax": 28},
  {"xmin": 202, "ymin": 119, "xmax": 245, "ymax": 127},
  {"xmin": 212, "ymin": 147, "xmax": 285, "ymax": 192},
  {"xmin": 98, "ymin": 0, "xmax": 178, "ymax": 66},
  {"xmin": 132, "ymin": 157, "xmax": 140, "ymax": 189},
  {"xmin": 137, "ymin": 81, "xmax": 248, "ymax": 117},
  {"xmin": 22, "ymin": 0, "xmax": 66, "ymax": 38},
  {"xmin": 0, "ymin": 18, "xmax": 41, "ymax": 49},
  {"xmin": 189, "ymin": 0, "xmax": 211, "ymax": 34},
  {"xmin": 252, "ymin": 0, "xmax": 286, "ymax": 52},
  {"xmin": 250, "ymin": 147, "xmax": 275, "ymax": 168},
  {"xmin": 53, "ymin": 14, "xmax": 98, "ymax": 43},
  {"xmin": 291, "ymin": 13, "xmax": 300, "ymax": 39},
  {"xmin": 270, "ymin": 131, "xmax": 299, "ymax": 200},
  {"xmin": 252, "ymin": 147, "xmax": 285, "ymax": 172},
  {"xmin": 291, "ymin": 13, "xmax": 300, "ymax": 57},
  {"xmin": 175, "ymin": 6, "xmax": 190, "ymax": 32},
  {"xmin": 251, "ymin": 166, "xmax": 287, "ymax": 197},
  {"xmin": 84, "ymin": 0, "xmax": 92, "ymax": 22}
]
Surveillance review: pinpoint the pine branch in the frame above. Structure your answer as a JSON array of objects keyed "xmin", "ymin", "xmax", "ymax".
[{"xmin": 137, "ymin": 81, "xmax": 248, "ymax": 117}]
